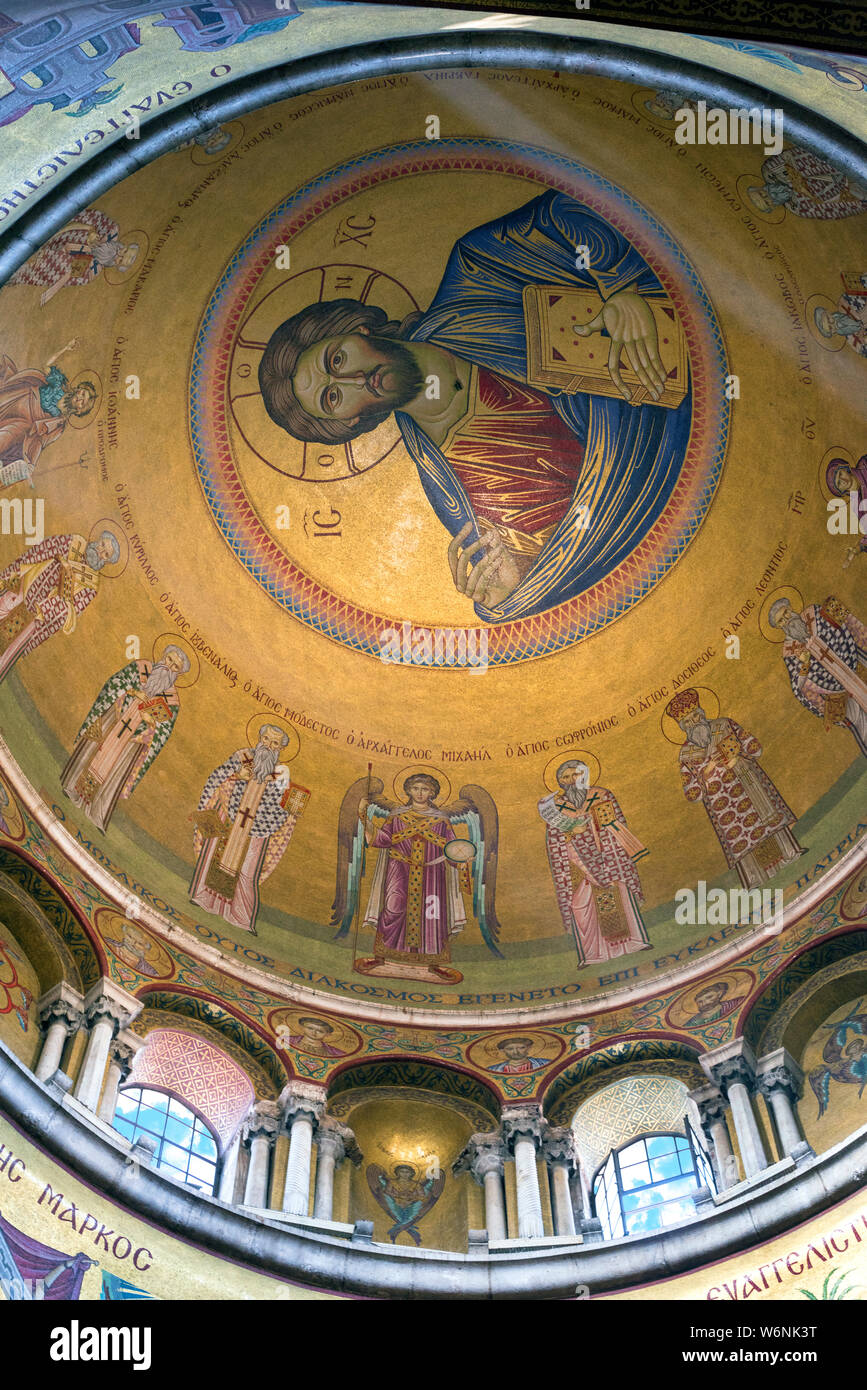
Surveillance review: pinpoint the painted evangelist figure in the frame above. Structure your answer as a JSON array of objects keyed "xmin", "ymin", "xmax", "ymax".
[
  {"xmin": 60, "ymin": 648, "xmax": 189, "ymax": 832},
  {"xmin": 808, "ymin": 1001, "xmax": 867, "ymax": 1118},
  {"xmin": 259, "ymin": 189, "xmax": 692, "ymax": 622},
  {"xmin": 190, "ymin": 724, "xmax": 310, "ymax": 934},
  {"xmin": 332, "ymin": 771, "xmax": 501, "ymax": 984},
  {"xmin": 664, "ymin": 689, "xmax": 803, "ymax": 888},
  {"xmin": 538, "ymin": 758, "xmax": 650, "ymax": 966}
]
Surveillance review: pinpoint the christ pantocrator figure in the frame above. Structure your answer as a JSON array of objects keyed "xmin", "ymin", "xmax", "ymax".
[{"xmin": 259, "ymin": 190, "xmax": 691, "ymax": 623}]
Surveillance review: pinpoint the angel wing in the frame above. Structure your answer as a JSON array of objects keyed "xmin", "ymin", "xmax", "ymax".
[
  {"xmin": 443, "ymin": 783, "xmax": 504, "ymax": 958},
  {"xmin": 416, "ymin": 1169, "xmax": 446, "ymax": 1221},
  {"xmin": 330, "ymin": 776, "xmax": 395, "ymax": 938},
  {"xmin": 809, "ymin": 1066, "xmax": 831, "ymax": 1119},
  {"xmin": 366, "ymin": 1164, "xmax": 391, "ymax": 1213}
]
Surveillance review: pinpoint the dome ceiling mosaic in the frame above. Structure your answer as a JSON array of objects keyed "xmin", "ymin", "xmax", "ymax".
[{"xmin": 0, "ymin": 43, "xmax": 865, "ymax": 1030}]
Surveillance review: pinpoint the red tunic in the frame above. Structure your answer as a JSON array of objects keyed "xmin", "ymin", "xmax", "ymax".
[{"xmin": 442, "ymin": 367, "xmax": 584, "ymax": 555}]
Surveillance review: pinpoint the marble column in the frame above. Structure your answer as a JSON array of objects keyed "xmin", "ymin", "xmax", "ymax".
[
  {"xmin": 34, "ymin": 984, "xmax": 84, "ymax": 1082},
  {"xmin": 703, "ymin": 1040, "xmax": 768, "ymax": 1180},
  {"xmin": 280, "ymin": 1081, "xmax": 326, "ymax": 1217},
  {"xmin": 542, "ymin": 1127, "xmax": 578, "ymax": 1237},
  {"xmin": 502, "ymin": 1107, "xmax": 547, "ymax": 1239},
  {"xmin": 313, "ymin": 1118, "xmax": 360, "ymax": 1221},
  {"xmin": 757, "ymin": 1048, "xmax": 813, "ymax": 1158},
  {"xmin": 74, "ymin": 980, "xmax": 141, "ymax": 1113},
  {"xmin": 218, "ymin": 1131, "xmax": 242, "ymax": 1203},
  {"xmin": 97, "ymin": 1031, "xmax": 143, "ymax": 1124},
  {"xmin": 243, "ymin": 1101, "xmax": 281, "ymax": 1208},
  {"xmin": 689, "ymin": 1084, "xmax": 737, "ymax": 1190},
  {"xmin": 453, "ymin": 1132, "xmax": 508, "ymax": 1241}
]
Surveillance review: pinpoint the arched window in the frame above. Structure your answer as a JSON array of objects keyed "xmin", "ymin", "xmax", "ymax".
[
  {"xmin": 593, "ymin": 1128, "xmax": 715, "ymax": 1240},
  {"xmin": 113, "ymin": 1086, "xmax": 219, "ymax": 1194}
]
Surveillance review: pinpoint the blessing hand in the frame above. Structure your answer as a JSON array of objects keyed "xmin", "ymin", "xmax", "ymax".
[
  {"xmin": 574, "ymin": 290, "xmax": 666, "ymax": 402},
  {"xmin": 448, "ymin": 523, "xmax": 522, "ymax": 608}
]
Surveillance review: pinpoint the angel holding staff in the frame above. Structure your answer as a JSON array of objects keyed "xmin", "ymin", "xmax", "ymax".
[{"xmin": 331, "ymin": 767, "xmax": 502, "ymax": 985}]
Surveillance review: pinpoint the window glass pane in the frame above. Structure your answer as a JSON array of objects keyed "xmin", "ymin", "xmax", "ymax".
[
  {"xmin": 115, "ymin": 1091, "xmax": 139, "ymax": 1117},
  {"xmin": 649, "ymin": 1152, "xmax": 681, "ymax": 1182},
  {"xmin": 645, "ymin": 1135, "xmax": 676, "ymax": 1159},
  {"xmin": 620, "ymin": 1161, "xmax": 651, "ymax": 1188},
  {"xmin": 113, "ymin": 1116, "xmax": 135, "ymax": 1141},
  {"xmin": 168, "ymin": 1096, "xmax": 195, "ymax": 1121},
  {"xmin": 135, "ymin": 1106, "xmax": 168, "ymax": 1138},
  {"xmin": 618, "ymin": 1140, "xmax": 644, "ymax": 1167},
  {"xmin": 188, "ymin": 1155, "xmax": 216, "ymax": 1185},
  {"xmin": 163, "ymin": 1114, "xmax": 194, "ymax": 1147},
  {"xmin": 162, "ymin": 1141, "xmax": 192, "ymax": 1170},
  {"xmin": 191, "ymin": 1126, "xmax": 218, "ymax": 1159}
]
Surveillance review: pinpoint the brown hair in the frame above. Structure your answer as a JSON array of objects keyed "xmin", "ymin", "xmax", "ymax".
[
  {"xmin": 258, "ymin": 298, "xmax": 421, "ymax": 445},
  {"xmin": 403, "ymin": 773, "xmax": 440, "ymax": 801}
]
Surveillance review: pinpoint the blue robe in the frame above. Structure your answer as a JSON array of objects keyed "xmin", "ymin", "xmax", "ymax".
[{"xmin": 398, "ymin": 190, "xmax": 692, "ymax": 622}]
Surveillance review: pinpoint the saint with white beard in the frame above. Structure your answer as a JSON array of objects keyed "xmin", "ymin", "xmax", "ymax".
[
  {"xmin": 190, "ymin": 724, "xmax": 310, "ymax": 934},
  {"xmin": 538, "ymin": 758, "xmax": 650, "ymax": 965},
  {"xmin": 666, "ymin": 688, "xmax": 803, "ymax": 889},
  {"xmin": 61, "ymin": 645, "xmax": 189, "ymax": 832},
  {"xmin": 768, "ymin": 595, "xmax": 867, "ymax": 757}
]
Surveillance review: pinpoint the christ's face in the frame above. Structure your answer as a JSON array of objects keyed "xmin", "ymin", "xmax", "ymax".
[{"xmin": 291, "ymin": 329, "xmax": 422, "ymax": 427}]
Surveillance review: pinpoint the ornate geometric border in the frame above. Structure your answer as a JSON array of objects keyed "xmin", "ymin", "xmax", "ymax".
[{"xmin": 191, "ymin": 137, "xmax": 728, "ymax": 665}]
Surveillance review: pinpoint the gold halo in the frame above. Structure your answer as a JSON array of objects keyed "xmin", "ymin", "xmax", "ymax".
[
  {"xmin": 631, "ymin": 86, "xmax": 677, "ymax": 125},
  {"xmin": 542, "ymin": 749, "xmax": 601, "ymax": 792},
  {"xmin": 806, "ymin": 294, "xmax": 847, "ymax": 351},
  {"xmin": 758, "ymin": 586, "xmax": 805, "ymax": 643},
  {"xmin": 820, "ymin": 445, "xmax": 855, "ymax": 501},
  {"xmin": 735, "ymin": 172, "xmax": 787, "ymax": 223},
  {"xmin": 65, "ymin": 369, "xmax": 102, "ymax": 428},
  {"xmin": 244, "ymin": 713, "xmax": 300, "ymax": 764},
  {"xmin": 189, "ymin": 122, "xmax": 244, "ymax": 165},
  {"xmin": 269, "ymin": 1006, "xmax": 361, "ymax": 1057},
  {"xmin": 102, "ymin": 230, "xmax": 148, "ymax": 285},
  {"xmin": 392, "ymin": 764, "xmax": 451, "ymax": 806},
  {"xmin": 87, "ymin": 517, "xmax": 128, "ymax": 578},
  {"xmin": 151, "ymin": 632, "xmax": 200, "ymax": 687},
  {"xmin": 659, "ymin": 686, "xmax": 720, "ymax": 745}
]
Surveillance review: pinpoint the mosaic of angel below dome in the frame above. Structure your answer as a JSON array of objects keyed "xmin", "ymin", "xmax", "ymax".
[
  {"xmin": 258, "ymin": 188, "xmax": 692, "ymax": 623},
  {"xmin": 333, "ymin": 769, "xmax": 500, "ymax": 985}
]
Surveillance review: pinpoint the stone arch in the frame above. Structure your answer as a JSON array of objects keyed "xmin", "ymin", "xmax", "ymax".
[
  {"xmin": 134, "ymin": 988, "xmax": 287, "ymax": 1098},
  {"xmin": 327, "ymin": 1057, "xmax": 502, "ymax": 1128},
  {"xmin": 742, "ymin": 930, "xmax": 867, "ymax": 1056},
  {"xmin": 543, "ymin": 1039, "xmax": 705, "ymax": 1126},
  {"xmin": 0, "ymin": 848, "xmax": 103, "ymax": 992}
]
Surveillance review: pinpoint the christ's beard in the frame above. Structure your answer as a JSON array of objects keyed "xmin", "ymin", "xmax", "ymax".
[
  {"xmin": 688, "ymin": 720, "xmax": 712, "ymax": 747},
  {"xmin": 361, "ymin": 335, "xmax": 425, "ymax": 415},
  {"xmin": 252, "ymin": 744, "xmax": 280, "ymax": 782},
  {"xmin": 785, "ymin": 616, "xmax": 810, "ymax": 643},
  {"xmin": 561, "ymin": 783, "xmax": 588, "ymax": 808},
  {"xmin": 143, "ymin": 663, "xmax": 176, "ymax": 697}
]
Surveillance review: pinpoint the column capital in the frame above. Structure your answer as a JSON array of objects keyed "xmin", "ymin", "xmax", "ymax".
[
  {"xmin": 280, "ymin": 1079, "xmax": 327, "ymax": 1130},
  {"xmin": 317, "ymin": 1116, "xmax": 361, "ymax": 1166},
  {"xmin": 244, "ymin": 1099, "xmax": 281, "ymax": 1146},
  {"xmin": 452, "ymin": 1131, "xmax": 506, "ymax": 1182},
  {"xmin": 501, "ymin": 1105, "xmax": 547, "ymax": 1153},
  {"xmin": 701, "ymin": 1038, "xmax": 758, "ymax": 1097},
  {"xmin": 756, "ymin": 1047, "xmax": 805, "ymax": 1103},
  {"xmin": 37, "ymin": 981, "xmax": 84, "ymax": 1035},
  {"xmin": 82, "ymin": 978, "xmax": 142, "ymax": 1035},
  {"xmin": 541, "ymin": 1125, "xmax": 578, "ymax": 1170},
  {"xmin": 110, "ymin": 1029, "xmax": 145, "ymax": 1080},
  {"xmin": 688, "ymin": 1084, "xmax": 729, "ymax": 1130}
]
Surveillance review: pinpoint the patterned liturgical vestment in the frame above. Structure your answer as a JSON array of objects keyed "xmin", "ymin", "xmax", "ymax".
[
  {"xmin": 538, "ymin": 784, "xmax": 650, "ymax": 967},
  {"xmin": 780, "ymin": 599, "xmax": 867, "ymax": 757},
  {"xmin": 677, "ymin": 718, "xmax": 802, "ymax": 888}
]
